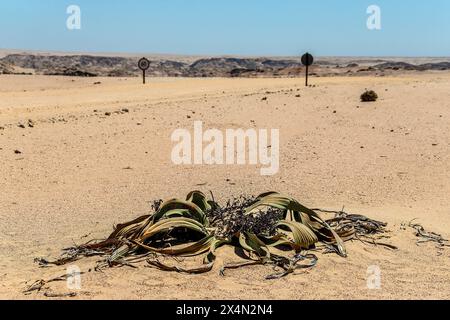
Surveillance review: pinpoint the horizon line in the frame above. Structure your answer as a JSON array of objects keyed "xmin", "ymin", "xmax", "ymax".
[{"xmin": 1, "ymin": 48, "xmax": 450, "ymax": 59}]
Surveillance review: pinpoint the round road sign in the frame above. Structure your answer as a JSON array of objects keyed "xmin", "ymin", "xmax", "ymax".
[
  {"xmin": 138, "ymin": 57, "xmax": 150, "ymax": 71},
  {"xmin": 301, "ymin": 53, "xmax": 314, "ymax": 66}
]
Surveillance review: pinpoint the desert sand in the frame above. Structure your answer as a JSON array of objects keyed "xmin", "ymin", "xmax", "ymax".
[{"xmin": 0, "ymin": 72, "xmax": 449, "ymax": 299}]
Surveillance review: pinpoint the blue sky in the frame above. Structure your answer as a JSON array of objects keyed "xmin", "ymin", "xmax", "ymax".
[{"xmin": 0, "ymin": 0, "xmax": 449, "ymax": 56}]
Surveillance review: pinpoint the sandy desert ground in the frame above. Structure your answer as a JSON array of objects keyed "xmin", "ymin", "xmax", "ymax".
[{"xmin": 0, "ymin": 72, "xmax": 449, "ymax": 299}]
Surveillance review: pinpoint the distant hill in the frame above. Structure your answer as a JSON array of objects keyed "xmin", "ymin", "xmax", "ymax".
[
  {"xmin": 0, "ymin": 61, "xmax": 14, "ymax": 74},
  {"xmin": 0, "ymin": 53, "xmax": 449, "ymax": 77},
  {"xmin": 374, "ymin": 61, "xmax": 450, "ymax": 71}
]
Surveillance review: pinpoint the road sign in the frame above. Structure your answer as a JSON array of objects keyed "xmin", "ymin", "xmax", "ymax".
[
  {"xmin": 138, "ymin": 57, "xmax": 150, "ymax": 84},
  {"xmin": 301, "ymin": 53, "xmax": 314, "ymax": 86}
]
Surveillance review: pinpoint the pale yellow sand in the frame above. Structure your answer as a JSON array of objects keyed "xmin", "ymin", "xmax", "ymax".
[{"xmin": 0, "ymin": 73, "xmax": 449, "ymax": 299}]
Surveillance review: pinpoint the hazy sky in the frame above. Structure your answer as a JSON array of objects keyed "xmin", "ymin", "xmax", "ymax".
[{"xmin": 1, "ymin": 0, "xmax": 449, "ymax": 56}]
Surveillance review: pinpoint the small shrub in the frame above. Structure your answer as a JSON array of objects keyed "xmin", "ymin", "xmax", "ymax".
[{"xmin": 361, "ymin": 90, "xmax": 378, "ymax": 102}]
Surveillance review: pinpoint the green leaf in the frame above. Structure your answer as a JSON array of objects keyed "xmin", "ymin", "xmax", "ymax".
[
  {"xmin": 186, "ymin": 191, "xmax": 212, "ymax": 212},
  {"xmin": 152, "ymin": 199, "xmax": 209, "ymax": 226},
  {"xmin": 275, "ymin": 221, "xmax": 318, "ymax": 249}
]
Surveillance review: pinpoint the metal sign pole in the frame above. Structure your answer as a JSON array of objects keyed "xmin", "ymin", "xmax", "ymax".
[
  {"xmin": 305, "ymin": 65, "xmax": 309, "ymax": 87},
  {"xmin": 138, "ymin": 57, "xmax": 150, "ymax": 85},
  {"xmin": 301, "ymin": 52, "xmax": 314, "ymax": 87}
]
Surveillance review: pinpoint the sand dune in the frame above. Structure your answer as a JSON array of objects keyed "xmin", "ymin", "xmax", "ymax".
[{"xmin": 0, "ymin": 73, "xmax": 449, "ymax": 299}]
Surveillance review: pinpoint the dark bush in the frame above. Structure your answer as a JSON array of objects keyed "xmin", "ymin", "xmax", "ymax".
[{"xmin": 361, "ymin": 90, "xmax": 378, "ymax": 102}]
